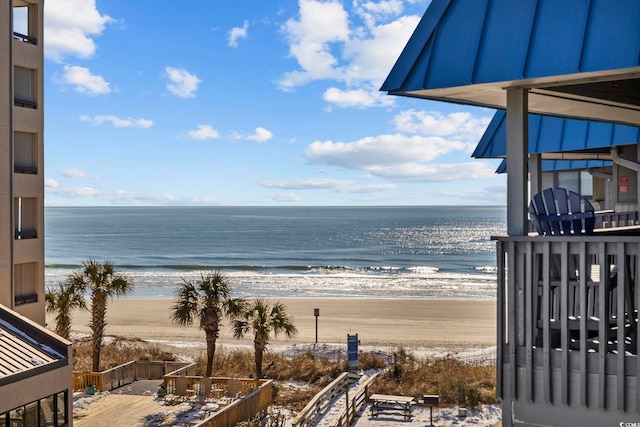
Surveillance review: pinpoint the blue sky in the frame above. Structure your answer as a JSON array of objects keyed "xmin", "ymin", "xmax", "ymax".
[{"xmin": 34, "ymin": 0, "xmax": 505, "ymax": 206}]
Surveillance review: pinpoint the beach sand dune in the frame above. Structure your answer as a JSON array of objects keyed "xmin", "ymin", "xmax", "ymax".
[{"xmin": 61, "ymin": 297, "xmax": 496, "ymax": 349}]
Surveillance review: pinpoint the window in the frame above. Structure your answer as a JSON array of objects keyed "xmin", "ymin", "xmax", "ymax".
[
  {"xmin": 580, "ymin": 171, "xmax": 593, "ymax": 197},
  {"xmin": 557, "ymin": 170, "xmax": 593, "ymax": 198},
  {"xmin": 24, "ymin": 402, "xmax": 37, "ymax": 426},
  {"xmin": 12, "ymin": 4, "xmax": 37, "ymax": 44},
  {"xmin": 557, "ymin": 171, "xmax": 580, "ymax": 194},
  {"xmin": 14, "ymin": 262, "xmax": 38, "ymax": 305},
  {"xmin": 15, "ymin": 197, "xmax": 37, "ymax": 240},
  {"xmin": 14, "ymin": 66, "xmax": 37, "ymax": 109},
  {"xmin": 0, "ymin": 392, "xmax": 67, "ymax": 427},
  {"xmin": 39, "ymin": 395, "xmax": 54, "ymax": 427},
  {"xmin": 55, "ymin": 393, "xmax": 67, "ymax": 427},
  {"xmin": 14, "ymin": 132, "xmax": 37, "ymax": 174}
]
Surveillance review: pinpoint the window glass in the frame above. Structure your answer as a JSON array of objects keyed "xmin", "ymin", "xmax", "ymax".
[
  {"xmin": 14, "ymin": 262, "xmax": 38, "ymax": 305},
  {"xmin": 557, "ymin": 171, "xmax": 580, "ymax": 194},
  {"xmin": 14, "ymin": 132, "xmax": 37, "ymax": 174},
  {"xmin": 9, "ymin": 407, "xmax": 23, "ymax": 427},
  {"xmin": 0, "ymin": 412, "xmax": 7, "ymax": 427},
  {"xmin": 580, "ymin": 171, "xmax": 593, "ymax": 197},
  {"xmin": 56, "ymin": 393, "xmax": 66, "ymax": 427},
  {"xmin": 13, "ymin": 6, "xmax": 28, "ymax": 35},
  {"xmin": 14, "ymin": 67, "xmax": 35, "ymax": 103},
  {"xmin": 40, "ymin": 396, "xmax": 54, "ymax": 427},
  {"xmin": 24, "ymin": 402, "xmax": 37, "ymax": 426}
]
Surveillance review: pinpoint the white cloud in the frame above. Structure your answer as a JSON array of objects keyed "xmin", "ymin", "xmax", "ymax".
[
  {"xmin": 261, "ymin": 178, "xmax": 395, "ymax": 193},
  {"xmin": 44, "ymin": 0, "xmax": 114, "ymax": 62},
  {"xmin": 60, "ymin": 65, "xmax": 110, "ymax": 95},
  {"xmin": 367, "ymin": 162, "xmax": 497, "ymax": 182},
  {"xmin": 342, "ymin": 15, "xmax": 420, "ymax": 84},
  {"xmin": 302, "ymin": 109, "xmax": 496, "ymax": 183},
  {"xmin": 228, "ymin": 21, "xmax": 249, "ymax": 47},
  {"xmin": 393, "ymin": 110, "xmax": 493, "ymax": 148},
  {"xmin": 45, "ymin": 183, "xmax": 228, "ymax": 206},
  {"xmin": 231, "ymin": 127, "xmax": 274, "ymax": 142},
  {"xmin": 269, "ymin": 192, "xmax": 303, "ymax": 203},
  {"xmin": 187, "ymin": 125, "xmax": 220, "ymax": 140},
  {"xmin": 278, "ymin": 0, "xmax": 350, "ymax": 90},
  {"xmin": 45, "ymin": 178, "xmax": 59, "ymax": 189},
  {"xmin": 61, "ymin": 167, "xmax": 88, "ymax": 179},
  {"xmin": 355, "ymin": 0, "xmax": 404, "ymax": 17},
  {"xmin": 246, "ymin": 127, "xmax": 273, "ymax": 142},
  {"xmin": 323, "ymin": 87, "xmax": 394, "ymax": 108},
  {"xmin": 306, "ymin": 134, "xmax": 463, "ymax": 169},
  {"xmin": 80, "ymin": 114, "xmax": 153, "ymax": 128},
  {"xmin": 277, "ymin": 0, "xmax": 421, "ymax": 109},
  {"xmin": 165, "ymin": 67, "xmax": 201, "ymax": 98}
]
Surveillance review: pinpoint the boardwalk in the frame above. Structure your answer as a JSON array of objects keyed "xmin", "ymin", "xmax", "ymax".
[
  {"xmin": 74, "ymin": 395, "xmax": 173, "ymax": 427},
  {"xmin": 73, "ymin": 380, "xmax": 210, "ymax": 427}
]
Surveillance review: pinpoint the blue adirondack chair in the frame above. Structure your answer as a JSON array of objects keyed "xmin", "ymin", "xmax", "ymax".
[{"xmin": 529, "ymin": 188, "xmax": 595, "ymax": 236}]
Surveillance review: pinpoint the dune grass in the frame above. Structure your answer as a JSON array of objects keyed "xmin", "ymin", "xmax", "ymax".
[{"xmin": 71, "ymin": 338, "xmax": 497, "ymax": 410}]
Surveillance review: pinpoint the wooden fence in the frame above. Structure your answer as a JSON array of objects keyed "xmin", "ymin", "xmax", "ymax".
[
  {"xmin": 73, "ymin": 360, "xmax": 194, "ymax": 392},
  {"xmin": 190, "ymin": 379, "xmax": 273, "ymax": 427}
]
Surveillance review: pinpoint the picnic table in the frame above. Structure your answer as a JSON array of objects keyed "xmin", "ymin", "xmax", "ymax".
[{"xmin": 369, "ymin": 394, "xmax": 415, "ymax": 420}]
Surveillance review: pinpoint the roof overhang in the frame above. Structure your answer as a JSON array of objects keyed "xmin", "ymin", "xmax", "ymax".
[
  {"xmin": 382, "ymin": 0, "xmax": 640, "ymax": 126},
  {"xmin": 390, "ymin": 69, "xmax": 640, "ymax": 126}
]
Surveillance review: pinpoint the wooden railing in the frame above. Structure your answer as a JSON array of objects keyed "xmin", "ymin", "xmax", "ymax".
[
  {"xmin": 595, "ymin": 210, "xmax": 638, "ymax": 228},
  {"xmin": 73, "ymin": 360, "xmax": 193, "ymax": 392},
  {"xmin": 291, "ymin": 372, "xmax": 360, "ymax": 427},
  {"xmin": 191, "ymin": 379, "xmax": 273, "ymax": 427},
  {"xmin": 329, "ymin": 373, "xmax": 378, "ymax": 427},
  {"xmin": 73, "ymin": 362, "xmax": 272, "ymax": 424},
  {"xmin": 495, "ymin": 235, "xmax": 640, "ymax": 412},
  {"xmin": 162, "ymin": 376, "xmax": 259, "ymax": 397}
]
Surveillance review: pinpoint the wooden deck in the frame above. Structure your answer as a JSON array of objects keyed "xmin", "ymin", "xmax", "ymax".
[{"xmin": 74, "ymin": 395, "xmax": 177, "ymax": 427}]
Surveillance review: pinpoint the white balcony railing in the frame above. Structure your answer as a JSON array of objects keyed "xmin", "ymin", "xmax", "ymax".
[{"xmin": 495, "ymin": 234, "xmax": 640, "ymax": 412}]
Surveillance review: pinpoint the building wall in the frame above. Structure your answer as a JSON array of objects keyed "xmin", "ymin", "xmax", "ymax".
[
  {"xmin": 0, "ymin": 362, "xmax": 73, "ymax": 417},
  {"xmin": 0, "ymin": 0, "xmax": 45, "ymax": 324},
  {"xmin": 0, "ymin": 0, "xmax": 13, "ymax": 317}
]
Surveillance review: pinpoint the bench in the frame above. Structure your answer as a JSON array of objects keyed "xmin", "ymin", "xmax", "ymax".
[{"xmin": 369, "ymin": 394, "xmax": 415, "ymax": 420}]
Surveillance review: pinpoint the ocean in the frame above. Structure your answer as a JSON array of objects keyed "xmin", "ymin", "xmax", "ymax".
[{"xmin": 44, "ymin": 206, "xmax": 506, "ymax": 299}]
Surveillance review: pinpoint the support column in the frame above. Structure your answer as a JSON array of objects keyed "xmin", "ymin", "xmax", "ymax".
[
  {"xmin": 506, "ymin": 88, "xmax": 529, "ymax": 236},
  {"xmin": 636, "ymin": 146, "xmax": 640, "ymax": 223},
  {"xmin": 529, "ymin": 153, "xmax": 542, "ymax": 200}
]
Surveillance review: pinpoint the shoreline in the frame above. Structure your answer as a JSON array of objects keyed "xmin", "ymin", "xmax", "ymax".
[{"xmin": 59, "ymin": 297, "xmax": 497, "ymax": 349}]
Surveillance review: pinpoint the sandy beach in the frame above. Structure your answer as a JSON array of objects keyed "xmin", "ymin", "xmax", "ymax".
[{"xmin": 59, "ymin": 297, "xmax": 497, "ymax": 349}]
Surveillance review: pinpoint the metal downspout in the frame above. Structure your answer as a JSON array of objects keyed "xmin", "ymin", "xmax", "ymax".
[{"xmin": 610, "ymin": 147, "xmax": 640, "ymax": 172}]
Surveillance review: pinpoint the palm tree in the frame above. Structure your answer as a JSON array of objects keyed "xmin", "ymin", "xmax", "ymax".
[
  {"xmin": 66, "ymin": 260, "xmax": 133, "ymax": 372},
  {"xmin": 45, "ymin": 282, "xmax": 86, "ymax": 339},
  {"xmin": 231, "ymin": 299, "xmax": 298, "ymax": 379},
  {"xmin": 171, "ymin": 270, "xmax": 246, "ymax": 377}
]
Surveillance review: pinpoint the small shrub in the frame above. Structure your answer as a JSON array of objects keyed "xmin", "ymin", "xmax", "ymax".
[{"xmin": 438, "ymin": 378, "xmax": 482, "ymax": 408}]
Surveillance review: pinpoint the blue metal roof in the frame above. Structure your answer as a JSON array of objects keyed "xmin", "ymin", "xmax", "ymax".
[
  {"xmin": 383, "ymin": 0, "xmax": 640, "ymax": 92},
  {"xmin": 473, "ymin": 111, "xmax": 640, "ymax": 158},
  {"xmin": 381, "ymin": 0, "xmax": 640, "ymax": 124},
  {"xmin": 495, "ymin": 159, "xmax": 611, "ymax": 174}
]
